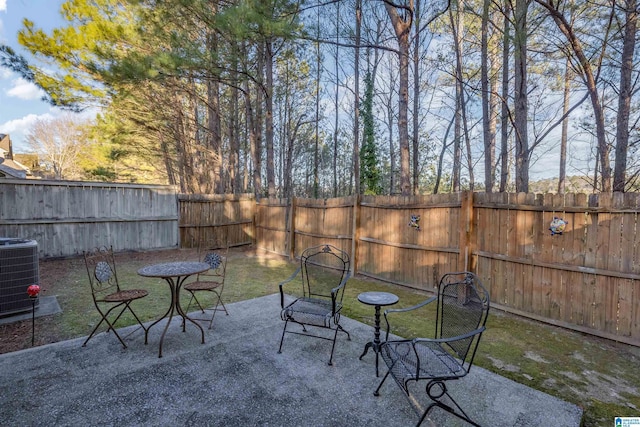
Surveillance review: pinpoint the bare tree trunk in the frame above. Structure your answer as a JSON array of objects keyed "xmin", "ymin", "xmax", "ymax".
[
  {"xmin": 333, "ymin": 1, "xmax": 340, "ymax": 197},
  {"xmin": 314, "ymin": 4, "xmax": 321, "ymax": 198},
  {"xmin": 229, "ymin": 48, "xmax": 240, "ymax": 194},
  {"xmin": 354, "ymin": 0, "xmax": 362, "ymax": 195},
  {"xmin": 614, "ymin": 0, "xmax": 637, "ymax": 192},
  {"xmin": 481, "ymin": 0, "xmax": 495, "ymax": 192},
  {"xmin": 434, "ymin": 115, "xmax": 455, "ymax": 193},
  {"xmin": 558, "ymin": 57, "xmax": 571, "ymax": 194},
  {"xmin": 384, "ymin": 0, "xmax": 413, "ymax": 195},
  {"xmin": 243, "ymin": 44, "xmax": 262, "ymax": 199},
  {"xmin": 283, "ymin": 62, "xmax": 293, "ymax": 198},
  {"xmin": 206, "ymin": 78, "xmax": 221, "ymax": 194},
  {"xmin": 386, "ymin": 83, "xmax": 396, "ymax": 194},
  {"xmin": 499, "ymin": 0, "xmax": 511, "ymax": 192},
  {"xmin": 514, "ymin": 0, "xmax": 529, "ymax": 193},
  {"xmin": 489, "ymin": 45, "xmax": 499, "ymax": 189},
  {"xmin": 450, "ymin": 6, "xmax": 462, "ymax": 192},
  {"xmin": 265, "ymin": 40, "xmax": 276, "ymax": 198},
  {"xmin": 451, "ymin": 1, "xmax": 475, "ymax": 191},
  {"xmin": 412, "ymin": 0, "xmax": 421, "ymax": 195}
]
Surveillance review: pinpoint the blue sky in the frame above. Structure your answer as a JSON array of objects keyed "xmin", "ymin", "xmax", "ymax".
[{"xmin": 0, "ymin": 0, "xmax": 67, "ymax": 153}]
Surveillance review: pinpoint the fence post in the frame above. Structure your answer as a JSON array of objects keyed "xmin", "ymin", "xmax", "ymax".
[
  {"xmin": 458, "ymin": 191, "xmax": 474, "ymax": 272},
  {"xmin": 288, "ymin": 197, "xmax": 297, "ymax": 260},
  {"xmin": 350, "ymin": 194, "xmax": 361, "ymax": 276}
]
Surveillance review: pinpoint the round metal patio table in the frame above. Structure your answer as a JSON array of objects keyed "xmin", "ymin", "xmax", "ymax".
[{"xmin": 138, "ymin": 261, "xmax": 210, "ymax": 358}]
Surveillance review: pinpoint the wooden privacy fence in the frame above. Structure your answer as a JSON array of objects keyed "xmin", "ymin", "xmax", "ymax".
[
  {"xmin": 0, "ymin": 179, "xmax": 178, "ymax": 257},
  {"xmin": 474, "ymin": 192, "xmax": 640, "ymax": 347},
  {"xmin": 252, "ymin": 192, "xmax": 640, "ymax": 347},
  {"xmin": 179, "ymin": 193, "xmax": 255, "ymax": 248}
]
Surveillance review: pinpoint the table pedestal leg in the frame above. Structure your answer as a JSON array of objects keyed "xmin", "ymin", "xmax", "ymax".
[{"xmin": 359, "ymin": 304, "xmax": 382, "ymax": 377}]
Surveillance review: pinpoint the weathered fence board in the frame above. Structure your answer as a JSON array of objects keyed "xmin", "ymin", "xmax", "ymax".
[
  {"xmin": 0, "ymin": 179, "xmax": 178, "ymax": 257},
  {"xmin": 178, "ymin": 194, "xmax": 255, "ymax": 249}
]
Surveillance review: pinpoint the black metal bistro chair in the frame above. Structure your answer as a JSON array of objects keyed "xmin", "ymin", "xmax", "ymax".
[
  {"xmin": 83, "ymin": 246, "xmax": 149, "ymax": 348},
  {"xmin": 278, "ymin": 244, "xmax": 351, "ymax": 365},
  {"xmin": 183, "ymin": 242, "xmax": 229, "ymax": 329},
  {"xmin": 374, "ymin": 272, "xmax": 490, "ymax": 427}
]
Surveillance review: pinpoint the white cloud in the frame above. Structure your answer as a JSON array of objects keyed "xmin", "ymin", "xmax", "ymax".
[
  {"xmin": 6, "ymin": 77, "xmax": 44, "ymax": 100},
  {"xmin": 0, "ymin": 68, "xmax": 11, "ymax": 79},
  {"xmin": 0, "ymin": 0, "xmax": 6, "ymax": 12},
  {"xmin": 0, "ymin": 113, "xmax": 52, "ymax": 134},
  {"xmin": 0, "ymin": 112, "xmax": 55, "ymax": 152}
]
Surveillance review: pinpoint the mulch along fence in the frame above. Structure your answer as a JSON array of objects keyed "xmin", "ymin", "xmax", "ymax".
[{"xmin": 242, "ymin": 192, "xmax": 639, "ymax": 347}]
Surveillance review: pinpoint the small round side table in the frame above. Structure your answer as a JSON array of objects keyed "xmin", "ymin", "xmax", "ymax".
[{"xmin": 357, "ymin": 291, "xmax": 399, "ymax": 377}]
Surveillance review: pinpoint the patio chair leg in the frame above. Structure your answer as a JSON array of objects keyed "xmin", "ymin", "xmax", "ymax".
[
  {"xmin": 278, "ymin": 319, "xmax": 290, "ymax": 354},
  {"xmin": 213, "ymin": 293, "xmax": 229, "ymax": 317},
  {"xmin": 337, "ymin": 324, "xmax": 351, "ymax": 341},
  {"xmin": 205, "ymin": 291, "xmax": 229, "ymax": 330},
  {"xmin": 373, "ymin": 369, "xmax": 392, "ymax": 396},
  {"xmin": 421, "ymin": 381, "xmax": 481, "ymax": 427},
  {"xmin": 83, "ymin": 304, "xmax": 130, "ymax": 349},
  {"xmin": 416, "ymin": 403, "xmax": 437, "ymax": 427},
  {"xmin": 184, "ymin": 293, "xmax": 206, "ymax": 315},
  {"xmin": 328, "ymin": 327, "xmax": 340, "ymax": 366}
]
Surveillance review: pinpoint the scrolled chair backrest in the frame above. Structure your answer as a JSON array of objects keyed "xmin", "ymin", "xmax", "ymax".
[
  {"xmin": 94, "ymin": 260, "xmax": 114, "ymax": 284},
  {"xmin": 300, "ymin": 244, "xmax": 350, "ymax": 300},
  {"xmin": 84, "ymin": 246, "xmax": 119, "ymax": 293},
  {"xmin": 203, "ymin": 252, "xmax": 223, "ymax": 270}
]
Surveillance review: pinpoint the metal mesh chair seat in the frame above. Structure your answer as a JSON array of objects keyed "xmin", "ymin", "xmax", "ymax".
[
  {"xmin": 380, "ymin": 340, "xmax": 466, "ymax": 394},
  {"xmin": 278, "ymin": 244, "xmax": 351, "ymax": 366},
  {"xmin": 374, "ymin": 272, "xmax": 490, "ymax": 426},
  {"xmin": 281, "ymin": 297, "xmax": 342, "ymax": 328},
  {"xmin": 101, "ymin": 289, "xmax": 149, "ymax": 303}
]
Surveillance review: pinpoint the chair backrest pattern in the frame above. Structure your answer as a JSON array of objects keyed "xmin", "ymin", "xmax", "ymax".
[
  {"xmin": 84, "ymin": 246, "xmax": 121, "ymax": 298},
  {"xmin": 436, "ymin": 272, "xmax": 490, "ymax": 365},
  {"xmin": 299, "ymin": 244, "xmax": 350, "ymax": 304},
  {"xmin": 197, "ymin": 240, "xmax": 228, "ymax": 281}
]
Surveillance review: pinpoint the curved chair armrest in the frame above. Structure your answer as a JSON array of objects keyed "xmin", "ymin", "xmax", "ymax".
[
  {"xmin": 330, "ymin": 271, "xmax": 351, "ymax": 295},
  {"xmin": 382, "ymin": 295, "xmax": 437, "ymax": 341},
  {"xmin": 400, "ymin": 326, "xmax": 486, "ymax": 378},
  {"xmin": 330, "ymin": 271, "xmax": 351, "ymax": 313},
  {"xmin": 413, "ymin": 325, "xmax": 486, "ymax": 346},
  {"xmin": 278, "ymin": 267, "xmax": 302, "ymax": 308}
]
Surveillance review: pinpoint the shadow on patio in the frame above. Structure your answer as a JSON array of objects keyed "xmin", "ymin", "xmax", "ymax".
[{"xmin": 0, "ymin": 294, "xmax": 581, "ymax": 426}]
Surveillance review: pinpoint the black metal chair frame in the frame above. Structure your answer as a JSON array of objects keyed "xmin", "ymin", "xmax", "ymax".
[
  {"xmin": 278, "ymin": 244, "xmax": 351, "ymax": 366},
  {"xmin": 183, "ymin": 242, "xmax": 229, "ymax": 329},
  {"xmin": 83, "ymin": 246, "xmax": 149, "ymax": 349},
  {"xmin": 374, "ymin": 272, "xmax": 490, "ymax": 427}
]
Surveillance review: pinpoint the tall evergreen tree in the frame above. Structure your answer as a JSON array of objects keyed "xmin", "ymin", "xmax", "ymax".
[{"xmin": 360, "ymin": 71, "xmax": 382, "ymax": 195}]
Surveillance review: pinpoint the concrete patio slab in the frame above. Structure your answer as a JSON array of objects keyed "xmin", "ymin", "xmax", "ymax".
[{"xmin": 0, "ymin": 294, "xmax": 582, "ymax": 426}]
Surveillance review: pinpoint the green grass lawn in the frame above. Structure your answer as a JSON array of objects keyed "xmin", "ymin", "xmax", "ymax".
[{"xmin": 19, "ymin": 247, "xmax": 640, "ymax": 427}]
